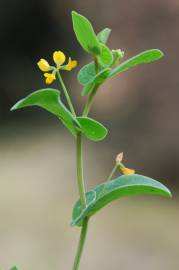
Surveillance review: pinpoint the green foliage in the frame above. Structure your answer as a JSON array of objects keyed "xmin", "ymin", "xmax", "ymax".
[
  {"xmin": 72, "ymin": 11, "xmax": 101, "ymax": 55},
  {"xmin": 78, "ymin": 62, "xmax": 96, "ymax": 85},
  {"xmin": 97, "ymin": 28, "xmax": 111, "ymax": 44},
  {"xmin": 71, "ymin": 174, "xmax": 171, "ymax": 226},
  {"xmin": 9, "ymin": 267, "xmax": 18, "ymax": 270},
  {"xmin": 10, "ymin": 10, "xmax": 171, "ymax": 270},
  {"xmin": 11, "ymin": 89, "xmax": 79, "ymax": 135},
  {"xmin": 81, "ymin": 82, "xmax": 95, "ymax": 97},
  {"xmin": 78, "ymin": 62, "xmax": 110, "ymax": 96},
  {"xmin": 77, "ymin": 117, "xmax": 108, "ymax": 141},
  {"xmin": 109, "ymin": 49, "xmax": 164, "ymax": 77},
  {"xmin": 11, "ymin": 88, "xmax": 79, "ymax": 134},
  {"xmin": 97, "ymin": 43, "xmax": 113, "ymax": 66},
  {"xmin": 82, "ymin": 68, "xmax": 110, "ymax": 96},
  {"xmin": 11, "ymin": 89, "xmax": 108, "ymax": 141}
]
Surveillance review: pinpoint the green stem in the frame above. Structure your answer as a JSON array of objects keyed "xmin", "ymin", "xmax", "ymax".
[
  {"xmin": 72, "ymin": 132, "xmax": 88, "ymax": 270},
  {"xmin": 76, "ymin": 132, "xmax": 87, "ymax": 208},
  {"xmin": 56, "ymin": 70, "xmax": 76, "ymax": 117},
  {"xmin": 82, "ymin": 85, "xmax": 99, "ymax": 117},
  {"xmin": 94, "ymin": 56, "xmax": 99, "ymax": 73},
  {"xmin": 82, "ymin": 57, "xmax": 100, "ymax": 117},
  {"xmin": 72, "ymin": 56, "xmax": 100, "ymax": 270},
  {"xmin": 72, "ymin": 217, "xmax": 89, "ymax": 270},
  {"xmin": 107, "ymin": 163, "xmax": 118, "ymax": 181}
]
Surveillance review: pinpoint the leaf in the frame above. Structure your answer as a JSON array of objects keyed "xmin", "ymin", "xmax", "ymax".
[
  {"xmin": 9, "ymin": 267, "xmax": 18, "ymax": 270},
  {"xmin": 78, "ymin": 62, "xmax": 96, "ymax": 86},
  {"xmin": 81, "ymin": 82, "xmax": 95, "ymax": 97},
  {"xmin": 78, "ymin": 61, "xmax": 110, "ymax": 96},
  {"xmin": 71, "ymin": 191, "xmax": 96, "ymax": 226},
  {"xmin": 77, "ymin": 116, "xmax": 108, "ymax": 141},
  {"xmin": 109, "ymin": 49, "xmax": 164, "ymax": 78},
  {"xmin": 97, "ymin": 43, "xmax": 113, "ymax": 66},
  {"xmin": 11, "ymin": 89, "xmax": 80, "ymax": 136},
  {"xmin": 71, "ymin": 174, "xmax": 172, "ymax": 226},
  {"xmin": 72, "ymin": 11, "xmax": 101, "ymax": 55},
  {"xmin": 81, "ymin": 68, "xmax": 111, "ymax": 96},
  {"xmin": 97, "ymin": 28, "xmax": 111, "ymax": 44}
]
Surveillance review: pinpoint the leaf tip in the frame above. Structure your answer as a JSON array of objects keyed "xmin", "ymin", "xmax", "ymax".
[
  {"xmin": 10, "ymin": 100, "xmax": 22, "ymax": 111},
  {"xmin": 71, "ymin": 10, "xmax": 77, "ymax": 16}
]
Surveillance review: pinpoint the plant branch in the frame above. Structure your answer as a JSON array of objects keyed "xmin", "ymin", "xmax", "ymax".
[
  {"xmin": 82, "ymin": 85, "xmax": 99, "ymax": 117},
  {"xmin": 56, "ymin": 70, "xmax": 76, "ymax": 117}
]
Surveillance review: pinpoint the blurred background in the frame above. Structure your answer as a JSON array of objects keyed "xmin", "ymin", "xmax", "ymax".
[{"xmin": 0, "ymin": 0, "xmax": 179, "ymax": 269}]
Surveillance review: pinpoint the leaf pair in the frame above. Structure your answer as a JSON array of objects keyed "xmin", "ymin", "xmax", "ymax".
[
  {"xmin": 72, "ymin": 11, "xmax": 164, "ymax": 96},
  {"xmin": 77, "ymin": 49, "xmax": 163, "ymax": 96},
  {"xmin": 11, "ymin": 89, "xmax": 108, "ymax": 142},
  {"xmin": 71, "ymin": 174, "xmax": 172, "ymax": 226}
]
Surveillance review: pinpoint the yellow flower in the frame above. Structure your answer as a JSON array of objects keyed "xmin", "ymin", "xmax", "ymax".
[
  {"xmin": 53, "ymin": 51, "xmax": 66, "ymax": 65},
  {"xmin": 44, "ymin": 73, "xmax": 56, "ymax": 84},
  {"xmin": 64, "ymin": 57, "xmax": 78, "ymax": 71},
  {"xmin": 37, "ymin": 50, "xmax": 77, "ymax": 84},
  {"xmin": 121, "ymin": 167, "xmax": 135, "ymax": 176},
  {"xmin": 37, "ymin": 59, "xmax": 51, "ymax": 72}
]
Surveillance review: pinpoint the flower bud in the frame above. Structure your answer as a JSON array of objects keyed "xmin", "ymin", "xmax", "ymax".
[{"xmin": 112, "ymin": 49, "xmax": 124, "ymax": 66}]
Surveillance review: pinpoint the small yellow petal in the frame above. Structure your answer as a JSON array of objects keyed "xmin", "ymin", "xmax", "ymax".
[
  {"xmin": 121, "ymin": 167, "xmax": 135, "ymax": 176},
  {"xmin": 44, "ymin": 73, "xmax": 56, "ymax": 84},
  {"xmin": 53, "ymin": 51, "xmax": 66, "ymax": 65},
  {"xmin": 65, "ymin": 58, "xmax": 78, "ymax": 71},
  {"xmin": 37, "ymin": 59, "xmax": 51, "ymax": 72}
]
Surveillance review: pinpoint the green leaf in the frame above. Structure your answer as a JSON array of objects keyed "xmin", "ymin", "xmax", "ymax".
[
  {"xmin": 81, "ymin": 68, "xmax": 111, "ymax": 96},
  {"xmin": 81, "ymin": 82, "xmax": 95, "ymax": 97},
  {"xmin": 97, "ymin": 28, "xmax": 111, "ymax": 44},
  {"xmin": 97, "ymin": 43, "xmax": 113, "ymax": 66},
  {"xmin": 9, "ymin": 267, "xmax": 18, "ymax": 270},
  {"xmin": 78, "ymin": 62, "xmax": 110, "ymax": 96},
  {"xmin": 77, "ymin": 116, "xmax": 108, "ymax": 141},
  {"xmin": 109, "ymin": 49, "xmax": 164, "ymax": 78},
  {"xmin": 11, "ymin": 89, "xmax": 80, "ymax": 136},
  {"xmin": 78, "ymin": 62, "xmax": 96, "ymax": 86},
  {"xmin": 72, "ymin": 11, "xmax": 101, "ymax": 55},
  {"xmin": 71, "ymin": 174, "xmax": 171, "ymax": 226},
  {"xmin": 71, "ymin": 191, "xmax": 96, "ymax": 226}
]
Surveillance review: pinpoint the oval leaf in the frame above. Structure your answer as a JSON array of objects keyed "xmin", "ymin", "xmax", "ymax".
[
  {"xmin": 109, "ymin": 49, "xmax": 164, "ymax": 78},
  {"xmin": 81, "ymin": 68, "xmax": 111, "ymax": 96},
  {"xmin": 78, "ymin": 62, "xmax": 96, "ymax": 86},
  {"xmin": 71, "ymin": 174, "xmax": 171, "ymax": 226},
  {"xmin": 72, "ymin": 11, "xmax": 101, "ymax": 55},
  {"xmin": 97, "ymin": 28, "xmax": 111, "ymax": 44},
  {"xmin": 77, "ymin": 116, "xmax": 108, "ymax": 141},
  {"xmin": 11, "ymin": 89, "xmax": 80, "ymax": 136}
]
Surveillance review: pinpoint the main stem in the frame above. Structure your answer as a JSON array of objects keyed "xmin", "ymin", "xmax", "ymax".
[
  {"xmin": 72, "ymin": 217, "xmax": 89, "ymax": 270},
  {"xmin": 72, "ymin": 132, "xmax": 88, "ymax": 270},
  {"xmin": 72, "ymin": 56, "xmax": 100, "ymax": 270},
  {"xmin": 76, "ymin": 132, "xmax": 87, "ymax": 208}
]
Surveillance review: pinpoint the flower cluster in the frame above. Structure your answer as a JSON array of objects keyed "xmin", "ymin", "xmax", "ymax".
[{"xmin": 37, "ymin": 51, "xmax": 77, "ymax": 84}]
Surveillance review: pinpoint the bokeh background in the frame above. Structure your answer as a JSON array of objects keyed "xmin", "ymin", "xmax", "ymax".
[{"xmin": 0, "ymin": 0, "xmax": 179, "ymax": 269}]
